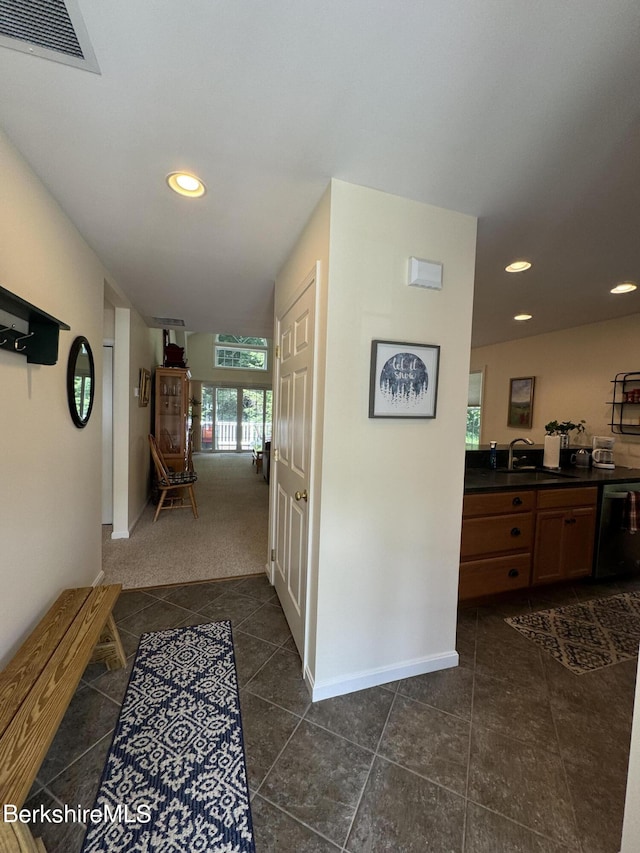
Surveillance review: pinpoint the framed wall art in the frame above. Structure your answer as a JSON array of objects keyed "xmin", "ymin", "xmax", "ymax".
[
  {"xmin": 507, "ymin": 376, "xmax": 535, "ymax": 428},
  {"xmin": 369, "ymin": 340, "xmax": 440, "ymax": 419}
]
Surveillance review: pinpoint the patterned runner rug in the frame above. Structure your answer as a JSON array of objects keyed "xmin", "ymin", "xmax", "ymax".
[
  {"xmin": 505, "ymin": 591, "xmax": 640, "ymax": 675},
  {"xmin": 81, "ymin": 621, "xmax": 255, "ymax": 852}
]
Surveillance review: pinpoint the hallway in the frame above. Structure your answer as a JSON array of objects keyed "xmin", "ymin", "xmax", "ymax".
[
  {"xmin": 31, "ymin": 444, "xmax": 640, "ymax": 850},
  {"xmin": 102, "ymin": 453, "xmax": 269, "ymax": 588},
  {"xmin": 26, "ymin": 575, "xmax": 638, "ymax": 852}
]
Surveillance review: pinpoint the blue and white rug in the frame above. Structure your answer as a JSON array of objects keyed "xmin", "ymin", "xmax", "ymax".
[{"xmin": 81, "ymin": 621, "xmax": 255, "ymax": 852}]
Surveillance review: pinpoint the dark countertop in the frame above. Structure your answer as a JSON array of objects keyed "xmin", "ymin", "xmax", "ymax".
[{"xmin": 464, "ymin": 466, "xmax": 640, "ymax": 493}]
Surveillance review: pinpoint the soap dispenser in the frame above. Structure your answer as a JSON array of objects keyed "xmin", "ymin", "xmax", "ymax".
[{"xmin": 489, "ymin": 441, "xmax": 498, "ymax": 469}]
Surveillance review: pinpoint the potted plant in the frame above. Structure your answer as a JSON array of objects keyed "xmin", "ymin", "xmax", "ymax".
[{"xmin": 544, "ymin": 419, "xmax": 586, "ymax": 448}]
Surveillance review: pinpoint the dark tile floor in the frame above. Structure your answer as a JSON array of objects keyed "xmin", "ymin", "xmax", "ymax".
[{"xmin": 25, "ymin": 575, "xmax": 639, "ymax": 852}]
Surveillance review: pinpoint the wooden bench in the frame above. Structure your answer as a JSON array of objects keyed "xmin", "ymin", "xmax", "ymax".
[{"xmin": 0, "ymin": 585, "xmax": 126, "ymax": 853}]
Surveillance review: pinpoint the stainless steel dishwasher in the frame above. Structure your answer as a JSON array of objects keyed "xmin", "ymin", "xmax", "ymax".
[{"xmin": 593, "ymin": 483, "xmax": 640, "ymax": 578}]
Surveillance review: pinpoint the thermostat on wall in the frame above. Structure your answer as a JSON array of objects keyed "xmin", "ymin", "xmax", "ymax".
[{"xmin": 408, "ymin": 257, "xmax": 443, "ymax": 290}]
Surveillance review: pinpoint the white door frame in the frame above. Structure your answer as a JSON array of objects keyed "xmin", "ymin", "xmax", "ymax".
[
  {"xmin": 111, "ymin": 306, "xmax": 131, "ymax": 538},
  {"xmin": 102, "ymin": 343, "xmax": 114, "ymax": 525}
]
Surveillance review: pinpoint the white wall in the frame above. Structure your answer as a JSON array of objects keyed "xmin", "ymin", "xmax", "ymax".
[
  {"xmin": 127, "ymin": 314, "xmax": 158, "ymax": 529},
  {"xmin": 106, "ymin": 293, "xmax": 160, "ymax": 538},
  {"xmin": 471, "ymin": 313, "xmax": 640, "ymax": 466},
  {"xmin": 0, "ymin": 129, "xmax": 106, "ymax": 664},
  {"xmin": 275, "ymin": 180, "xmax": 477, "ymax": 699},
  {"xmin": 0, "ymin": 128, "xmax": 156, "ymax": 657}
]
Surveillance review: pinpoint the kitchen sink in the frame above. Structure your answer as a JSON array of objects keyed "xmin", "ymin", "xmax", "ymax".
[
  {"xmin": 495, "ymin": 467, "xmax": 579, "ymax": 479},
  {"xmin": 465, "ymin": 467, "xmax": 581, "ymax": 488}
]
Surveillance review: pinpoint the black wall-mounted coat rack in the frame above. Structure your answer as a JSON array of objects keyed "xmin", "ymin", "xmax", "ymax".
[{"xmin": 0, "ymin": 285, "xmax": 70, "ymax": 365}]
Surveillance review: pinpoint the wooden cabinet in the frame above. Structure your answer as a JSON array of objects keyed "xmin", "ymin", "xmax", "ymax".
[
  {"xmin": 459, "ymin": 490, "xmax": 533, "ymax": 600},
  {"xmin": 153, "ymin": 367, "xmax": 190, "ymax": 471},
  {"xmin": 459, "ymin": 484, "xmax": 599, "ymax": 599},
  {"xmin": 532, "ymin": 487, "xmax": 597, "ymax": 585}
]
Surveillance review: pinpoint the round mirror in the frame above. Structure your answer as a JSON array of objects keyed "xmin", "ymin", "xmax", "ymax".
[{"xmin": 67, "ymin": 336, "xmax": 95, "ymax": 428}]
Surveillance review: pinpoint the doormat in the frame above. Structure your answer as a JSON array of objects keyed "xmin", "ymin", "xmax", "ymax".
[
  {"xmin": 505, "ymin": 591, "xmax": 640, "ymax": 675},
  {"xmin": 81, "ymin": 621, "xmax": 255, "ymax": 853}
]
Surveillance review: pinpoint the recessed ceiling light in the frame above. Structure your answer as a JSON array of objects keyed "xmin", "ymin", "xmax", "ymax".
[
  {"xmin": 166, "ymin": 172, "xmax": 206, "ymax": 198},
  {"xmin": 514, "ymin": 313, "xmax": 532, "ymax": 321},
  {"xmin": 505, "ymin": 260, "xmax": 532, "ymax": 273},
  {"xmin": 610, "ymin": 282, "xmax": 637, "ymax": 294}
]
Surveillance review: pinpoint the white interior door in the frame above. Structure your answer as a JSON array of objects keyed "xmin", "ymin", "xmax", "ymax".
[{"xmin": 273, "ymin": 273, "xmax": 316, "ymax": 658}]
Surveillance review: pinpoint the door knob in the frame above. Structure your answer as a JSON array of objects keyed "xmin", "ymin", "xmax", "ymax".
[{"xmin": 294, "ymin": 489, "xmax": 308, "ymax": 502}]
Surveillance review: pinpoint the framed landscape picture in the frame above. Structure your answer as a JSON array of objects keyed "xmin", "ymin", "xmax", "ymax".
[
  {"xmin": 369, "ymin": 340, "xmax": 440, "ymax": 419},
  {"xmin": 508, "ymin": 376, "xmax": 535, "ymax": 428}
]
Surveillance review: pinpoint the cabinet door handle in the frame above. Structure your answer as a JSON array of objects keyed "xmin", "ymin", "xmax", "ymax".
[
  {"xmin": 508, "ymin": 568, "xmax": 519, "ymax": 578},
  {"xmin": 510, "ymin": 527, "xmax": 521, "ymax": 537},
  {"xmin": 512, "ymin": 497, "xmax": 523, "ymax": 506},
  {"xmin": 565, "ymin": 517, "xmax": 577, "ymax": 525}
]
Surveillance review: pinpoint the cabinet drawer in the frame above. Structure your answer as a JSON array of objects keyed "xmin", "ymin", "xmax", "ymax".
[
  {"xmin": 463, "ymin": 490, "xmax": 535, "ymax": 517},
  {"xmin": 536, "ymin": 486, "xmax": 598, "ymax": 510},
  {"xmin": 459, "ymin": 554, "xmax": 531, "ymax": 600},
  {"xmin": 461, "ymin": 513, "xmax": 533, "ymax": 558}
]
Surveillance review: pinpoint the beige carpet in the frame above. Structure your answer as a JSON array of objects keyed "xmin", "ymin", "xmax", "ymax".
[{"xmin": 102, "ymin": 452, "xmax": 269, "ymax": 589}]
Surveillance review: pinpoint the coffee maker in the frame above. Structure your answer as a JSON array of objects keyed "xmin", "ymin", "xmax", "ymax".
[{"xmin": 592, "ymin": 436, "xmax": 615, "ymax": 470}]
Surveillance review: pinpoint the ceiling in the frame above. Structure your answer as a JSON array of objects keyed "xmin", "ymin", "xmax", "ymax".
[{"xmin": 1, "ymin": 1, "xmax": 639, "ymax": 346}]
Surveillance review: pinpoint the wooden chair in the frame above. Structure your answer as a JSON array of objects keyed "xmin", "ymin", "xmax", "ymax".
[{"xmin": 149, "ymin": 434, "xmax": 198, "ymax": 522}]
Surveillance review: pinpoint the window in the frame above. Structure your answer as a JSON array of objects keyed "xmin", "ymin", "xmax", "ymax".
[
  {"xmin": 467, "ymin": 370, "xmax": 483, "ymax": 446},
  {"xmin": 214, "ymin": 335, "xmax": 268, "ymax": 371},
  {"xmin": 200, "ymin": 385, "xmax": 272, "ymax": 451},
  {"xmin": 466, "ymin": 406, "xmax": 481, "ymax": 445}
]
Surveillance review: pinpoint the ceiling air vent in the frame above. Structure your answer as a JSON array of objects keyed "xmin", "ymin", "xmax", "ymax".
[
  {"xmin": 0, "ymin": 0, "xmax": 100, "ymax": 73},
  {"xmin": 151, "ymin": 317, "xmax": 186, "ymax": 328}
]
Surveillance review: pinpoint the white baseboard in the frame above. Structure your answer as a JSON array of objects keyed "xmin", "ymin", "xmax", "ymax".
[
  {"xmin": 110, "ymin": 528, "xmax": 130, "ymax": 540},
  {"xmin": 111, "ymin": 497, "xmax": 150, "ymax": 540},
  {"xmin": 306, "ymin": 650, "xmax": 460, "ymax": 703},
  {"xmin": 304, "ymin": 664, "xmax": 316, "ymax": 698},
  {"xmin": 92, "ymin": 570, "xmax": 105, "ymax": 587}
]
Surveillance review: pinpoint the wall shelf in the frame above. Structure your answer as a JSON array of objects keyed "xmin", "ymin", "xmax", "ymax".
[
  {"xmin": 609, "ymin": 372, "xmax": 640, "ymax": 435},
  {"xmin": 0, "ymin": 285, "xmax": 70, "ymax": 365}
]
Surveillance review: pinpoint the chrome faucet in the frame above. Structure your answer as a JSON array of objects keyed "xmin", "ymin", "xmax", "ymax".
[{"xmin": 508, "ymin": 437, "xmax": 534, "ymax": 470}]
